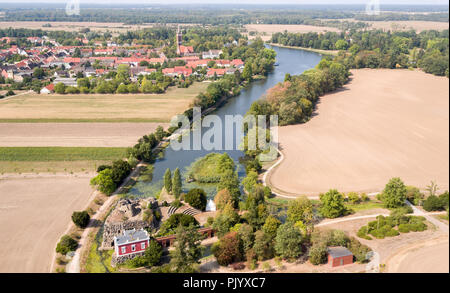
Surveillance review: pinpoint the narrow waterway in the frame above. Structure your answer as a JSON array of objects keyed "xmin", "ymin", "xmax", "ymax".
[{"xmin": 127, "ymin": 46, "xmax": 323, "ymax": 198}]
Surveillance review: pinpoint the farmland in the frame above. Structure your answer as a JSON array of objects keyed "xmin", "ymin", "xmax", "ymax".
[
  {"xmin": 0, "ymin": 122, "xmax": 168, "ymax": 148},
  {"xmin": 0, "ymin": 176, "xmax": 93, "ymax": 272},
  {"xmin": 0, "ymin": 147, "xmax": 127, "ymax": 173},
  {"xmin": 0, "ymin": 82, "xmax": 208, "ymax": 123},
  {"xmin": 268, "ymin": 69, "xmax": 449, "ymax": 196}
]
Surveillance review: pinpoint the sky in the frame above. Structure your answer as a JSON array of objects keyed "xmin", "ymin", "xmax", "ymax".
[{"xmin": 0, "ymin": 0, "xmax": 448, "ymax": 5}]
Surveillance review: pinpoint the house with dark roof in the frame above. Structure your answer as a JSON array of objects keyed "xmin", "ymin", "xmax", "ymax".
[{"xmin": 327, "ymin": 246, "xmax": 354, "ymax": 267}]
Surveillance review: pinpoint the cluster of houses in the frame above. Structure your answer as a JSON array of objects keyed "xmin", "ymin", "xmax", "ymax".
[{"xmin": 1, "ymin": 31, "xmax": 245, "ymax": 94}]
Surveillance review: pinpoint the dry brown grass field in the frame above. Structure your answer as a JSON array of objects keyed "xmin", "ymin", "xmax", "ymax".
[
  {"xmin": 0, "ymin": 176, "xmax": 93, "ymax": 272},
  {"xmin": 0, "ymin": 82, "xmax": 208, "ymax": 123},
  {"xmin": 269, "ymin": 69, "xmax": 449, "ymax": 196}
]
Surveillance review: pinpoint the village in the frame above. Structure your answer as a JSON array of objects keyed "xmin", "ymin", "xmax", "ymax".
[{"xmin": 0, "ymin": 27, "xmax": 245, "ymax": 96}]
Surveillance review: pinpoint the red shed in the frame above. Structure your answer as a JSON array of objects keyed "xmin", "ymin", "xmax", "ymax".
[
  {"xmin": 114, "ymin": 229, "xmax": 149, "ymax": 257},
  {"xmin": 327, "ymin": 246, "xmax": 353, "ymax": 267}
]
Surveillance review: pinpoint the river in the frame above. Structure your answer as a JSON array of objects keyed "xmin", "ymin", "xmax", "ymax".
[{"xmin": 127, "ymin": 45, "xmax": 323, "ymax": 199}]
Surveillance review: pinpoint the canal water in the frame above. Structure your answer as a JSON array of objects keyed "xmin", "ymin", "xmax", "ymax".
[{"xmin": 127, "ymin": 46, "xmax": 322, "ymax": 199}]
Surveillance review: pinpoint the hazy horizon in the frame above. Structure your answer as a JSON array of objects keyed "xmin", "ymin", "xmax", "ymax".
[{"xmin": 0, "ymin": 0, "xmax": 448, "ymax": 5}]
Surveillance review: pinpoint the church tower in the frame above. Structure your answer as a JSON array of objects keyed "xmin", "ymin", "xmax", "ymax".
[{"xmin": 176, "ymin": 26, "xmax": 182, "ymax": 56}]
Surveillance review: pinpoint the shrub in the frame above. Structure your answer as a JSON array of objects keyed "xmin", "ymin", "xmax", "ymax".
[
  {"xmin": 185, "ymin": 188, "xmax": 207, "ymax": 211},
  {"xmin": 56, "ymin": 235, "xmax": 78, "ymax": 255},
  {"xmin": 157, "ymin": 213, "xmax": 198, "ymax": 236},
  {"xmin": 171, "ymin": 199, "xmax": 183, "ymax": 208},
  {"xmin": 347, "ymin": 237, "xmax": 371, "ymax": 263},
  {"xmin": 385, "ymin": 229, "xmax": 400, "ymax": 237},
  {"xmin": 423, "ymin": 195, "xmax": 446, "ymax": 211},
  {"xmin": 360, "ymin": 193, "xmax": 369, "ymax": 202},
  {"xmin": 357, "ymin": 226, "xmax": 372, "ymax": 240},
  {"xmin": 71, "ymin": 211, "xmax": 90, "ymax": 228},
  {"xmin": 128, "ymin": 240, "xmax": 163, "ymax": 268},
  {"xmin": 439, "ymin": 191, "xmax": 449, "ymax": 209},
  {"xmin": 309, "ymin": 244, "xmax": 328, "ymax": 265},
  {"xmin": 213, "ymin": 231, "xmax": 243, "ymax": 266},
  {"xmin": 398, "ymin": 224, "xmax": 410, "ymax": 233},
  {"xmin": 406, "ymin": 186, "xmax": 424, "ymax": 205},
  {"xmin": 347, "ymin": 192, "xmax": 360, "ymax": 204},
  {"xmin": 96, "ymin": 165, "xmax": 111, "ymax": 173}
]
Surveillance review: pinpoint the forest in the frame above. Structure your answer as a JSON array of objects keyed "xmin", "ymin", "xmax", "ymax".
[
  {"xmin": 0, "ymin": 6, "xmax": 447, "ymax": 25},
  {"xmin": 271, "ymin": 29, "xmax": 449, "ymax": 76}
]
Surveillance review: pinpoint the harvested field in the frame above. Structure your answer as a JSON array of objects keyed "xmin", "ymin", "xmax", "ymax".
[
  {"xmin": 0, "ymin": 176, "xmax": 93, "ymax": 272},
  {"xmin": 366, "ymin": 20, "xmax": 449, "ymax": 32},
  {"xmin": 320, "ymin": 18, "xmax": 449, "ymax": 32},
  {"xmin": 245, "ymin": 24, "xmax": 341, "ymax": 41},
  {"xmin": 0, "ymin": 21, "xmax": 168, "ymax": 34},
  {"xmin": 269, "ymin": 69, "xmax": 449, "ymax": 196},
  {"xmin": 0, "ymin": 123, "xmax": 167, "ymax": 147},
  {"xmin": 0, "ymin": 82, "xmax": 208, "ymax": 123},
  {"xmin": 391, "ymin": 238, "xmax": 449, "ymax": 273}
]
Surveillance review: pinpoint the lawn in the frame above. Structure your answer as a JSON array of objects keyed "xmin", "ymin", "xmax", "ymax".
[
  {"xmin": 0, "ymin": 147, "xmax": 127, "ymax": 161},
  {"xmin": 345, "ymin": 200, "xmax": 384, "ymax": 212},
  {"xmin": 0, "ymin": 82, "xmax": 208, "ymax": 123},
  {"xmin": 0, "ymin": 147, "xmax": 128, "ymax": 173}
]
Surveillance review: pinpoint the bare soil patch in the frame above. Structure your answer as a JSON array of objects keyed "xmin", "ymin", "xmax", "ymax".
[
  {"xmin": 0, "ymin": 176, "xmax": 93, "ymax": 272},
  {"xmin": 269, "ymin": 69, "xmax": 449, "ymax": 196},
  {"xmin": 0, "ymin": 123, "xmax": 168, "ymax": 147}
]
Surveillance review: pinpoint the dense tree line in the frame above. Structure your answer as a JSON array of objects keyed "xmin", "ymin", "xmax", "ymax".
[
  {"xmin": 272, "ymin": 29, "xmax": 449, "ymax": 76},
  {"xmin": 246, "ymin": 58, "xmax": 349, "ymax": 127},
  {"xmin": 2, "ymin": 7, "xmax": 446, "ymax": 25}
]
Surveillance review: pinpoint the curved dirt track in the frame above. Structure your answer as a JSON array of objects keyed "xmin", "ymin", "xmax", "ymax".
[{"xmin": 270, "ymin": 69, "xmax": 449, "ymax": 196}]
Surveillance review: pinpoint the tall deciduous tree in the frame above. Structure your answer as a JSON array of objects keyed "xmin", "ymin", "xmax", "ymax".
[
  {"xmin": 382, "ymin": 177, "xmax": 407, "ymax": 208},
  {"xmin": 319, "ymin": 189, "xmax": 347, "ymax": 219},
  {"xmin": 274, "ymin": 222, "xmax": 303, "ymax": 260},
  {"xmin": 287, "ymin": 196, "xmax": 314, "ymax": 225},
  {"xmin": 171, "ymin": 225, "xmax": 202, "ymax": 273}
]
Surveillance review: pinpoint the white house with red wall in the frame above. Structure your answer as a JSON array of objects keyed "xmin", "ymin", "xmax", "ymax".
[{"xmin": 114, "ymin": 229, "xmax": 150, "ymax": 257}]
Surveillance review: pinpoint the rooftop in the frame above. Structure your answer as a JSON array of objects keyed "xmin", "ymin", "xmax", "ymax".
[
  {"xmin": 327, "ymin": 246, "xmax": 353, "ymax": 258},
  {"xmin": 115, "ymin": 229, "xmax": 149, "ymax": 246}
]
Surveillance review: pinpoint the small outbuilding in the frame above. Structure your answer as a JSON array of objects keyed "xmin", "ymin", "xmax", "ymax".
[{"xmin": 327, "ymin": 246, "xmax": 353, "ymax": 267}]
